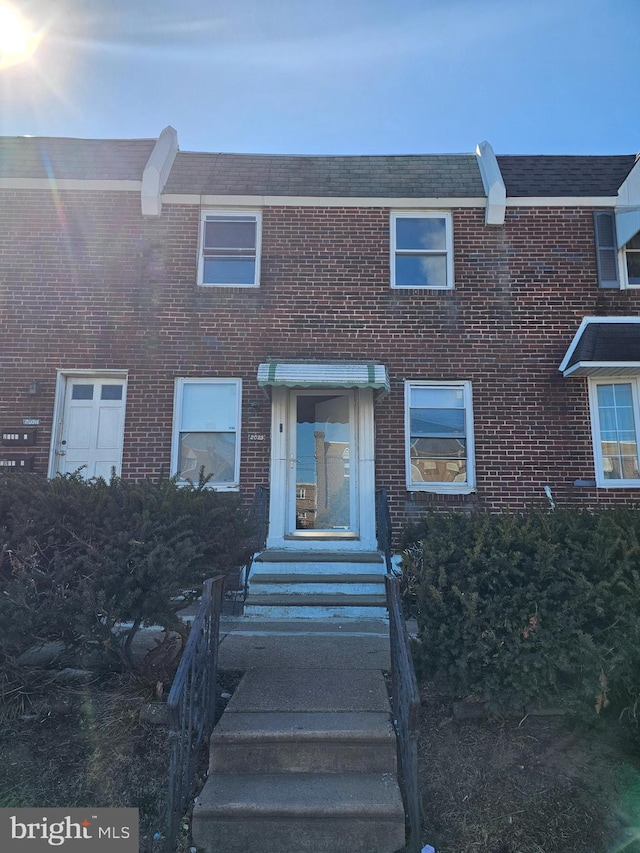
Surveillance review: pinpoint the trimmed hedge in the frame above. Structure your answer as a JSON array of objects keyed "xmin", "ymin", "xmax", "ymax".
[
  {"xmin": 0, "ymin": 473, "xmax": 253, "ymax": 670},
  {"xmin": 401, "ymin": 509, "xmax": 640, "ymax": 716}
]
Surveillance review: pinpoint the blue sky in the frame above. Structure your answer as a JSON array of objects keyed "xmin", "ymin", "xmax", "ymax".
[{"xmin": 1, "ymin": 0, "xmax": 639, "ymax": 155}]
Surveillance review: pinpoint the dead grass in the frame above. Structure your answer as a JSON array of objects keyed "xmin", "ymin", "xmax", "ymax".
[
  {"xmin": 0, "ymin": 667, "xmax": 241, "ymax": 852},
  {"xmin": 418, "ymin": 689, "xmax": 640, "ymax": 853}
]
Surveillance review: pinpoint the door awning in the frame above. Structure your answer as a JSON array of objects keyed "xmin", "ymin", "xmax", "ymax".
[
  {"xmin": 257, "ymin": 362, "xmax": 390, "ymax": 393},
  {"xmin": 559, "ymin": 318, "xmax": 640, "ymax": 377}
]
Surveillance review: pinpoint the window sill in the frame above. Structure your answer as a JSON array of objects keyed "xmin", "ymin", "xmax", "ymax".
[
  {"xmin": 198, "ymin": 282, "xmax": 260, "ymax": 289},
  {"xmin": 594, "ymin": 480, "xmax": 640, "ymax": 489},
  {"xmin": 391, "ymin": 284, "xmax": 454, "ymax": 291},
  {"xmin": 407, "ymin": 484, "xmax": 476, "ymax": 495}
]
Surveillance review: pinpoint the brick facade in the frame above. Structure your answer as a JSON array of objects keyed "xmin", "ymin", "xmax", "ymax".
[{"xmin": 2, "ymin": 144, "xmax": 640, "ymax": 533}]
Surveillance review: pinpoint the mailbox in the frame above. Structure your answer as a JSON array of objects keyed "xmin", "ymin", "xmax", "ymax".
[
  {"xmin": 2, "ymin": 429, "xmax": 37, "ymax": 446},
  {"xmin": 0, "ymin": 456, "xmax": 34, "ymax": 471}
]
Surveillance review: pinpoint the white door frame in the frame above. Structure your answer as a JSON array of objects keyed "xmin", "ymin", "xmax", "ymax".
[
  {"xmin": 266, "ymin": 386, "xmax": 377, "ymax": 551},
  {"xmin": 48, "ymin": 369, "xmax": 128, "ymax": 478}
]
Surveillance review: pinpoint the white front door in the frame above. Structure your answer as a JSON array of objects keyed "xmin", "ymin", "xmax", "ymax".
[
  {"xmin": 52, "ymin": 375, "xmax": 127, "ymax": 479},
  {"xmin": 266, "ymin": 387, "xmax": 377, "ymax": 551}
]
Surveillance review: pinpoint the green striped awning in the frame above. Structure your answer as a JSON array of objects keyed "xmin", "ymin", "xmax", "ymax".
[{"xmin": 257, "ymin": 362, "xmax": 390, "ymax": 393}]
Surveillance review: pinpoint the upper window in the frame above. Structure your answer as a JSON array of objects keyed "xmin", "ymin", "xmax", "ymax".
[
  {"xmin": 171, "ymin": 379, "xmax": 241, "ymax": 489},
  {"xmin": 199, "ymin": 211, "xmax": 261, "ymax": 287},
  {"xmin": 391, "ymin": 212, "xmax": 453, "ymax": 289},
  {"xmin": 589, "ymin": 378, "xmax": 640, "ymax": 487},
  {"xmin": 623, "ymin": 233, "xmax": 640, "ymax": 287},
  {"xmin": 405, "ymin": 381, "xmax": 475, "ymax": 493}
]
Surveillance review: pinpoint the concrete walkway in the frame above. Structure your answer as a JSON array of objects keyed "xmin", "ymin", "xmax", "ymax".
[{"xmin": 192, "ymin": 617, "xmax": 407, "ymax": 853}]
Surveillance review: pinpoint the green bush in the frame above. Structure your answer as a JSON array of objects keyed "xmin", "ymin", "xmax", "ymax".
[
  {"xmin": 0, "ymin": 473, "xmax": 253, "ymax": 670},
  {"xmin": 401, "ymin": 508, "xmax": 640, "ymax": 716}
]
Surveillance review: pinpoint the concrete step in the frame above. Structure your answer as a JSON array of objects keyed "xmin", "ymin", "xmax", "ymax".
[
  {"xmin": 244, "ymin": 603, "xmax": 388, "ymax": 619},
  {"xmin": 225, "ymin": 668, "xmax": 392, "ymax": 714},
  {"xmin": 248, "ymin": 580, "xmax": 384, "ymax": 596},
  {"xmin": 246, "ymin": 593, "xmax": 385, "ymax": 606},
  {"xmin": 255, "ymin": 550, "xmax": 384, "ymax": 564},
  {"xmin": 250, "ymin": 560, "xmax": 386, "ymax": 576},
  {"xmin": 250, "ymin": 572, "xmax": 385, "ymax": 584},
  {"xmin": 191, "ymin": 772, "xmax": 406, "ymax": 853},
  {"xmin": 210, "ymin": 711, "xmax": 397, "ymax": 774}
]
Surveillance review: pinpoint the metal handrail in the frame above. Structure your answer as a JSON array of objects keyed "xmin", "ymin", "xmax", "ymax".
[
  {"xmin": 166, "ymin": 575, "xmax": 225, "ymax": 852},
  {"xmin": 387, "ymin": 574, "xmax": 422, "ymax": 853},
  {"xmin": 377, "ymin": 487, "xmax": 422, "ymax": 853},
  {"xmin": 375, "ymin": 486, "xmax": 393, "ymax": 575},
  {"xmin": 241, "ymin": 484, "xmax": 269, "ymax": 608}
]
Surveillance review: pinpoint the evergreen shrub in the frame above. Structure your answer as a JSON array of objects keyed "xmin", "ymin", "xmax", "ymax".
[
  {"xmin": 400, "ymin": 508, "xmax": 640, "ymax": 716},
  {"xmin": 0, "ymin": 473, "xmax": 253, "ymax": 670}
]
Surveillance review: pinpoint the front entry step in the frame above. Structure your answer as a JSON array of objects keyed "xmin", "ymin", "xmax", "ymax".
[
  {"xmin": 192, "ymin": 772, "xmax": 405, "ymax": 853},
  {"xmin": 191, "ymin": 665, "xmax": 406, "ymax": 853},
  {"xmin": 209, "ymin": 711, "xmax": 397, "ymax": 774},
  {"xmin": 245, "ymin": 550, "xmax": 388, "ymax": 619}
]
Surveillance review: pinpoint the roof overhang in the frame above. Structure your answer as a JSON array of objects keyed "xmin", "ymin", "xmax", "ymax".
[
  {"xmin": 616, "ymin": 156, "xmax": 640, "ymax": 248},
  {"xmin": 559, "ymin": 317, "xmax": 640, "ymax": 377},
  {"xmin": 257, "ymin": 362, "xmax": 390, "ymax": 394}
]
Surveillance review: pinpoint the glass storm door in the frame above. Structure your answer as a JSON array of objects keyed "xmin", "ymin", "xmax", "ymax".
[{"xmin": 288, "ymin": 392, "xmax": 357, "ymax": 536}]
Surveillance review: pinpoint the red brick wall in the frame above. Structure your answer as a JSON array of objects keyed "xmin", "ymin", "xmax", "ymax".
[{"xmin": 1, "ymin": 189, "xmax": 639, "ymax": 528}]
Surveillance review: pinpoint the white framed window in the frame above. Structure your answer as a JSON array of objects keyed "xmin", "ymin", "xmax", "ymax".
[
  {"xmin": 405, "ymin": 381, "xmax": 475, "ymax": 493},
  {"xmin": 622, "ymin": 234, "xmax": 640, "ymax": 288},
  {"xmin": 198, "ymin": 210, "xmax": 261, "ymax": 287},
  {"xmin": 589, "ymin": 378, "xmax": 640, "ymax": 487},
  {"xmin": 171, "ymin": 379, "xmax": 242, "ymax": 489},
  {"xmin": 391, "ymin": 212, "xmax": 453, "ymax": 289}
]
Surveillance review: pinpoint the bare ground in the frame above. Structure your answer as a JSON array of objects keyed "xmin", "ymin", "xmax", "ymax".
[{"xmin": 418, "ymin": 689, "xmax": 640, "ymax": 853}]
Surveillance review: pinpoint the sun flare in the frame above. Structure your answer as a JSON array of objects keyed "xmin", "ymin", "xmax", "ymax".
[{"xmin": 0, "ymin": 2, "xmax": 42, "ymax": 69}]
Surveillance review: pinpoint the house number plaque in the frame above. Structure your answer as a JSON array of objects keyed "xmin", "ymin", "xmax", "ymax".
[{"xmin": 249, "ymin": 434, "xmax": 266, "ymax": 441}]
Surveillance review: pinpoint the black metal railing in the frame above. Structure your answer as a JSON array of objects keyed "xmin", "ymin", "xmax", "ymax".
[
  {"xmin": 375, "ymin": 486, "xmax": 393, "ymax": 575},
  {"xmin": 377, "ymin": 487, "xmax": 422, "ymax": 853},
  {"xmin": 241, "ymin": 484, "xmax": 269, "ymax": 607},
  {"xmin": 166, "ymin": 575, "xmax": 225, "ymax": 852},
  {"xmin": 387, "ymin": 573, "xmax": 422, "ymax": 853}
]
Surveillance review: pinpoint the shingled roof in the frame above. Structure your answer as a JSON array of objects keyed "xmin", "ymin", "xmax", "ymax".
[
  {"xmin": 163, "ymin": 152, "xmax": 485, "ymax": 197},
  {"xmin": 497, "ymin": 155, "xmax": 637, "ymax": 197},
  {"xmin": 0, "ymin": 136, "xmax": 156, "ymax": 181},
  {"xmin": 0, "ymin": 135, "xmax": 637, "ymax": 199},
  {"xmin": 561, "ymin": 320, "xmax": 640, "ymax": 376}
]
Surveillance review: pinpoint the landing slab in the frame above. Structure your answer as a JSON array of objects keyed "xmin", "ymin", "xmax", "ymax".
[
  {"xmin": 225, "ymin": 668, "xmax": 391, "ymax": 713},
  {"xmin": 218, "ymin": 617, "xmax": 390, "ymax": 670}
]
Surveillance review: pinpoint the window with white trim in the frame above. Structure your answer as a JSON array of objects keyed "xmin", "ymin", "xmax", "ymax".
[
  {"xmin": 623, "ymin": 233, "xmax": 640, "ymax": 287},
  {"xmin": 405, "ymin": 381, "xmax": 475, "ymax": 492},
  {"xmin": 172, "ymin": 379, "xmax": 241, "ymax": 489},
  {"xmin": 589, "ymin": 378, "xmax": 640, "ymax": 486},
  {"xmin": 391, "ymin": 212, "xmax": 453, "ymax": 289},
  {"xmin": 199, "ymin": 211, "xmax": 261, "ymax": 287}
]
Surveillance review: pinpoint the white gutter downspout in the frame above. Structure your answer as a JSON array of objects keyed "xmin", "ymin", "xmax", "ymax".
[
  {"xmin": 141, "ymin": 125, "xmax": 179, "ymax": 217},
  {"xmin": 615, "ymin": 155, "xmax": 640, "ymax": 248},
  {"xmin": 476, "ymin": 140, "xmax": 506, "ymax": 226}
]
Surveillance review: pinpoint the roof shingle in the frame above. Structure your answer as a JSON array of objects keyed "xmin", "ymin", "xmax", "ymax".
[{"xmin": 0, "ymin": 137, "xmax": 155, "ymax": 181}]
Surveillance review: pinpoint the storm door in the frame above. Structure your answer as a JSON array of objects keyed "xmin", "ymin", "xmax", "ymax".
[{"xmin": 288, "ymin": 391, "xmax": 358, "ymax": 537}]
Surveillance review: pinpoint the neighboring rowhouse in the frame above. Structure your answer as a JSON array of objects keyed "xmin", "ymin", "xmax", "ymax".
[{"xmin": 2, "ymin": 127, "xmax": 640, "ymax": 552}]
